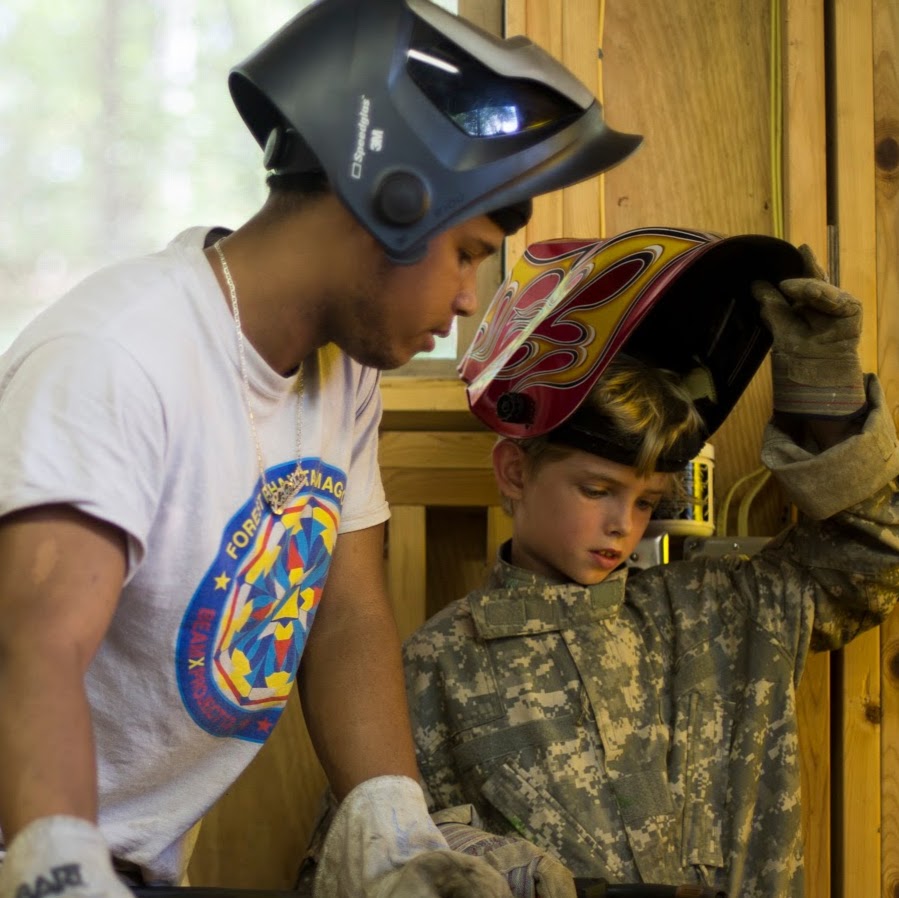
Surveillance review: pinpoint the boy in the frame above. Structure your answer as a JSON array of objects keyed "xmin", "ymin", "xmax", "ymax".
[
  {"xmin": 402, "ymin": 228, "xmax": 899, "ymax": 898},
  {"xmin": 0, "ymin": 3, "xmax": 641, "ymax": 897}
]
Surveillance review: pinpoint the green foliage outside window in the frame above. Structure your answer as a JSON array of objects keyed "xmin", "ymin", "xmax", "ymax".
[{"xmin": 0, "ymin": 0, "xmax": 301, "ymax": 350}]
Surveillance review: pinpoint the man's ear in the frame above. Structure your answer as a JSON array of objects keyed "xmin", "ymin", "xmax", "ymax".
[{"xmin": 492, "ymin": 439, "xmax": 526, "ymax": 501}]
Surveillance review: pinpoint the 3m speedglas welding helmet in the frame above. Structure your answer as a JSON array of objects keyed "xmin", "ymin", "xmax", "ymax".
[
  {"xmin": 229, "ymin": 0, "xmax": 642, "ymax": 263},
  {"xmin": 459, "ymin": 227, "xmax": 806, "ymax": 450}
]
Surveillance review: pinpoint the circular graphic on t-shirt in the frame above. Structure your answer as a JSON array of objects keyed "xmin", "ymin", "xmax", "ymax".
[{"xmin": 176, "ymin": 458, "xmax": 345, "ymax": 742}]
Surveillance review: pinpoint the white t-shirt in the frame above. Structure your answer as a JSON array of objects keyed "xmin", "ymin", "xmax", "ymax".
[{"xmin": 0, "ymin": 227, "xmax": 389, "ymax": 881}]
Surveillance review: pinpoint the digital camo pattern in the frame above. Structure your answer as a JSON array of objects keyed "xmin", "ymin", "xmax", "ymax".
[{"xmin": 404, "ymin": 386, "xmax": 899, "ymax": 898}]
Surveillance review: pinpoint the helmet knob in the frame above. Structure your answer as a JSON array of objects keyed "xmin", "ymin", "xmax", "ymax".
[
  {"xmin": 374, "ymin": 171, "xmax": 430, "ymax": 225},
  {"xmin": 496, "ymin": 391, "xmax": 534, "ymax": 425}
]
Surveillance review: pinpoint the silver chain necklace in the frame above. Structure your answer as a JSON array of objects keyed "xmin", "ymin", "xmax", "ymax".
[{"xmin": 214, "ymin": 239, "xmax": 305, "ymax": 515}]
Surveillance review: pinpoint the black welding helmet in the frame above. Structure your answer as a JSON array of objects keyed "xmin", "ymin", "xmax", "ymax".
[
  {"xmin": 459, "ymin": 227, "xmax": 807, "ymax": 444},
  {"xmin": 229, "ymin": 0, "xmax": 642, "ymax": 263}
]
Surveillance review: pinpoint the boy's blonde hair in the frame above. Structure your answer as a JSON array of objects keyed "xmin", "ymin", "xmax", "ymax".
[{"xmin": 514, "ymin": 354, "xmax": 705, "ymax": 478}]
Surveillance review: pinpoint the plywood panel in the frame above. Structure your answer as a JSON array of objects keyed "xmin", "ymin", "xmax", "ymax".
[
  {"xmin": 602, "ymin": 2, "xmax": 773, "ymax": 238},
  {"xmin": 600, "ymin": 0, "xmax": 779, "ymax": 530}
]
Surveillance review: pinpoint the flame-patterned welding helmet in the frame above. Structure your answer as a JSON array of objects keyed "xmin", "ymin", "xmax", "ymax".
[{"xmin": 459, "ymin": 226, "xmax": 805, "ymax": 442}]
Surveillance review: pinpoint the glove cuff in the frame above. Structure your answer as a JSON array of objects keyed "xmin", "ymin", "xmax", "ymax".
[
  {"xmin": 0, "ymin": 816, "xmax": 124, "ymax": 898},
  {"xmin": 313, "ymin": 776, "xmax": 447, "ymax": 898},
  {"xmin": 771, "ymin": 353, "xmax": 867, "ymax": 418}
]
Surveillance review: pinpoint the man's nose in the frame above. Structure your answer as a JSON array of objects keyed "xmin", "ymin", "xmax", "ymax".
[{"xmin": 453, "ymin": 287, "xmax": 478, "ymax": 318}]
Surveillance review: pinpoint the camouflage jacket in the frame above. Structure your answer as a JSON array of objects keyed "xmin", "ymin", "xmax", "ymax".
[{"xmin": 403, "ymin": 378, "xmax": 899, "ymax": 898}]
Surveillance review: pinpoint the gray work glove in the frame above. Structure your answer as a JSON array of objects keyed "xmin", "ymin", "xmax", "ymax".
[
  {"xmin": 0, "ymin": 816, "xmax": 134, "ymax": 898},
  {"xmin": 434, "ymin": 806, "xmax": 576, "ymax": 898},
  {"xmin": 313, "ymin": 776, "xmax": 513, "ymax": 898},
  {"xmin": 751, "ymin": 244, "xmax": 866, "ymax": 418}
]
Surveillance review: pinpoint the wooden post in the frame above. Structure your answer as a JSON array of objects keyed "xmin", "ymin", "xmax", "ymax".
[
  {"xmin": 783, "ymin": 2, "xmax": 830, "ymax": 896},
  {"xmin": 831, "ymin": 2, "xmax": 882, "ymax": 897},
  {"xmin": 873, "ymin": 0, "xmax": 899, "ymax": 894}
]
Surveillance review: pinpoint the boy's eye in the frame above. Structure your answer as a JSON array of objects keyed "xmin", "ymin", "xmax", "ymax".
[
  {"xmin": 581, "ymin": 486, "xmax": 608, "ymax": 499},
  {"xmin": 637, "ymin": 498, "xmax": 659, "ymax": 512}
]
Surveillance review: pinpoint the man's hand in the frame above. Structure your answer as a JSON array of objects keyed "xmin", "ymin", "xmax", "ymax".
[
  {"xmin": 751, "ymin": 244, "xmax": 865, "ymax": 419},
  {"xmin": 313, "ymin": 776, "xmax": 512, "ymax": 898},
  {"xmin": 0, "ymin": 817, "xmax": 134, "ymax": 898}
]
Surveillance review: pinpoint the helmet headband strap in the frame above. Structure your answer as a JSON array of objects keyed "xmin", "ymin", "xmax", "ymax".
[{"xmin": 548, "ymin": 418, "xmax": 704, "ymax": 473}]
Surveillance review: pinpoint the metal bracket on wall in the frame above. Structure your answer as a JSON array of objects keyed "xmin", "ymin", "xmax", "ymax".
[{"xmin": 682, "ymin": 535, "xmax": 772, "ymax": 561}]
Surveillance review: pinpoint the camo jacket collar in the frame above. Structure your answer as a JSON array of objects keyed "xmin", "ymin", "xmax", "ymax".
[{"xmin": 471, "ymin": 542, "xmax": 629, "ymax": 640}]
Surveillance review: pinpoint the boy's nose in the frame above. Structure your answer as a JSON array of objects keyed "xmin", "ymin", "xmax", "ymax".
[{"xmin": 606, "ymin": 506, "xmax": 632, "ymax": 537}]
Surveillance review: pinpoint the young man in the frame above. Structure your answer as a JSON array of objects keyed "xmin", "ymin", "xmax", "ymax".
[
  {"xmin": 402, "ymin": 228, "xmax": 899, "ymax": 898},
  {"xmin": 0, "ymin": 2, "xmax": 642, "ymax": 897}
]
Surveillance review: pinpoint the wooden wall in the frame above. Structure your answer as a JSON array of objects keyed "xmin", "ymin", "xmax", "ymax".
[
  {"xmin": 509, "ymin": 4, "xmax": 831, "ymax": 897},
  {"xmin": 597, "ymin": 4, "xmax": 835, "ymax": 896},
  {"xmin": 187, "ymin": 2, "xmax": 899, "ymax": 895}
]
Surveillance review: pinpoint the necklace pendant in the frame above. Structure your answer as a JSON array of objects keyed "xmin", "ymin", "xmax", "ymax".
[{"xmin": 262, "ymin": 467, "xmax": 305, "ymax": 515}]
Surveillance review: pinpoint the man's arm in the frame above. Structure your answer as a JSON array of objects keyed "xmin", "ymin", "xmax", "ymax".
[
  {"xmin": 297, "ymin": 525, "xmax": 516, "ymax": 897},
  {"xmin": 0, "ymin": 504, "xmax": 126, "ymax": 838},
  {"xmin": 297, "ymin": 521, "xmax": 418, "ymax": 798}
]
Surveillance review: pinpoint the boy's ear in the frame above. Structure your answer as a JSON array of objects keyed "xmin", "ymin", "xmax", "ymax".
[{"xmin": 492, "ymin": 439, "xmax": 526, "ymax": 501}]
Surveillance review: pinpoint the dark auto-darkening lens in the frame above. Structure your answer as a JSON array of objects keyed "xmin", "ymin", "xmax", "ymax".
[{"xmin": 406, "ymin": 19, "xmax": 581, "ymax": 138}]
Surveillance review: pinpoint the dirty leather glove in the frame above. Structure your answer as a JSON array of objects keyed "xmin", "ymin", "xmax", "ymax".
[
  {"xmin": 435, "ymin": 807, "xmax": 576, "ymax": 898},
  {"xmin": 312, "ymin": 776, "xmax": 513, "ymax": 898},
  {"xmin": 0, "ymin": 816, "xmax": 134, "ymax": 898},
  {"xmin": 751, "ymin": 244, "xmax": 866, "ymax": 418}
]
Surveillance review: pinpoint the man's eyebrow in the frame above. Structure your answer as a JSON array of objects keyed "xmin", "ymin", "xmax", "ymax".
[{"xmin": 473, "ymin": 237, "xmax": 501, "ymax": 257}]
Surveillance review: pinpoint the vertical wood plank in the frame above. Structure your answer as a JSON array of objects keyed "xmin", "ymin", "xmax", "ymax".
[
  {"xmin": 486, "ymin": 505, "xmax": 513, "ymax": 562},
  {"xmin": 387, "ymin": 505, "xmax": 428, "ymax": 642},
  {"xmin": 886, "ymin": 619, "xmax": 899, "ymax": 898},
  {"xmin": 504, "ymin": 0, "xmax": 603, "ymax": 269},
  {"xmin": 873, "ymin": 0, "xmax": 899, "ymax": 894},
  {"xmin": 425, "ymin": 507, "xmax": 492, "ymax": 619},
  {"xmin": 560, "ymin": 1, "xmax": 602, "ymax": 240},
  {"xmin": 784, "ymin": 0, "xmax": 829, "ymax": 256},
  {"xmin": 783, "ymin": 3, "xmax": 831, "ymax": 896},
  {"xmin": 832, "ymin": 1, "xmax": 882, "ymax": 896},
  {"xmin": 832, "ymin": 0, "xmax": 878, "ymax": 371},
  {"xmin": 504, "ymin": 0, "xmax": 529, "ymax": 268}
]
